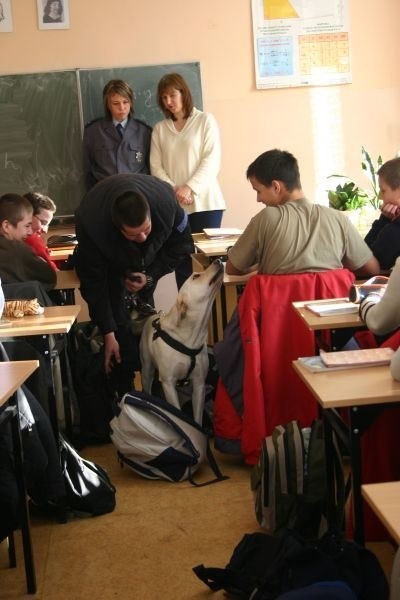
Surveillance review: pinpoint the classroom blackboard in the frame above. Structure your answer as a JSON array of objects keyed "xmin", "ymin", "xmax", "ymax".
[
  {"xmin": 0, "ymin": 70, "xmax": 84, "ymax": 217},
  {"xmin": 0, "ymin": 62, "xmax": 202, "ymax": 218}
]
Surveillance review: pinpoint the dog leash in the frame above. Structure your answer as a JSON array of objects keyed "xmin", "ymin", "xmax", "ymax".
[{"xmin": 151, "ymin": 317, "xmax": 203, "ymax": 383}]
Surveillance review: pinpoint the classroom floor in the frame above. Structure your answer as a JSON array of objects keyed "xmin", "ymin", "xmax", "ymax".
[{"xmin": 0, "ymin": 439, "xmax": 396, "ymax": 600}]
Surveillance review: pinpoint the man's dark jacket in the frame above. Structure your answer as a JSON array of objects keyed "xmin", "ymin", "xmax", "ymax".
[{"xmin": 74, "ymin": 174, "xmax": 193, "ymax": 334}]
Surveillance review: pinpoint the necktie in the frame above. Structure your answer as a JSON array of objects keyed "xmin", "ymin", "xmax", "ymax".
[{"xmin": 116, "ymin": 123, "xmax": 124, "ymax": 139}]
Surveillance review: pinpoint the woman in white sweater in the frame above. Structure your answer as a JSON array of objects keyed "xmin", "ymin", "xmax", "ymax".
[
  {"xmin": 150, "ymin": 73, "xmax": 226, "ymax": 287},
  {"xmin": 359, "ymin": 256, "xmax": 400, "ymax": 379}
]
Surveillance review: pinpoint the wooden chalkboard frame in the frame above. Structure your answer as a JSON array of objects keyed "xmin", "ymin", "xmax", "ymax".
[{"xmin": 0, "ymin": 62, "xmax": 202, "ymax": 219}]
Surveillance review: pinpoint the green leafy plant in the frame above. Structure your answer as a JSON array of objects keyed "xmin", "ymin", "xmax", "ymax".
[
  {"xmin": 361, "ymin": 146, "xmax": 383, "ymax": 210},
  {"xmin": 327, "ymin": 177, "xmax": 369, "ymax": 211}
]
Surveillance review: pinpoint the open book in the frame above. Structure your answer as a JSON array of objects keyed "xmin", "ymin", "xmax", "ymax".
[
  {"xmin": 202, "ymin": 228, "xmax": 243, "ymax": 240},
  {"xmin": 305, "ymin": 299, "xmax": 359, "ymax": 316}
]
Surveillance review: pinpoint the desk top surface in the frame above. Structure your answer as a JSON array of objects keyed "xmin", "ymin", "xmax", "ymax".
[
  {"xmin": 293, "ymin": 360, "xmax": 400, "ymax": 408},
  {"xmin": 362, "ymin": 482, "xmax": 400, "ymax": 544},
  {"xmin": 0, "ymin": 360, "xmax": 40, "ymax": 405},
  {"xmin": 293, "ymin": 299, "xmax": 362, "ymax": 330},
  {"xmin": 0, "ymin": 305, "xmax": 80, "ymax": 337},
  {"xmin": 55, "ymin": 268, "xmax": 80, "ymax": 290},
  {"xmin": 193, "ymin": 233, "xmax": 240, "ymax": 257}
]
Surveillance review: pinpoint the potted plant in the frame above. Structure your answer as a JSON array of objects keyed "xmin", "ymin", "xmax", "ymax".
[
  {"xmin": 361, "ymin": 146, "xmax": 383, "ymax": 210},
  {"xmin": 327, "ymin": 178, "xmax": 369, "ymax": 211}
]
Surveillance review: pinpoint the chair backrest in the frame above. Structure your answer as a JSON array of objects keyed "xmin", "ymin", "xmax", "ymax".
[{"xmin": 239, "ymin": 269, "xmax": 355, "ymax": 464}]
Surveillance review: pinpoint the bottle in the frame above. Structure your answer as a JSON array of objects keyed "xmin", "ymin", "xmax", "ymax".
[{"xmin": 349, "ymin": 275, "xmax": 389, "ymax": 303}]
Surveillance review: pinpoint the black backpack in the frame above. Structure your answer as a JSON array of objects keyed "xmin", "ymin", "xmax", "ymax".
[
  {"xmin": 193, "ymin": 530, "xmax": 389, "ymax": 600},
  {"xmin": 59, "ymin": 434, "xmax": 116, "ymax": 516}
]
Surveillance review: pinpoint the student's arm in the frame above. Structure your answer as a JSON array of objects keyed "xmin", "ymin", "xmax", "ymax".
[
  {"xmin": 351, "ymin": 255, "xmax": 381, "ymax": 277},
  {"xmin": 359, "ymin": 256, "xmax": 400, "ymax": 334}
]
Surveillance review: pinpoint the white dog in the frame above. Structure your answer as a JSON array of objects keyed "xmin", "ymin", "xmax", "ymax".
[{"xmin": 139, "ymin": 259, "xmax": 224, "ymax": 424}]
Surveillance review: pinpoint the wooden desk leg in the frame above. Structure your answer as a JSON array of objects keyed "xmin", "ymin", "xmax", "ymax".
[
  {"xmin": 349, "ymin": 406, "xmax": 364, "ymax": 546},
  {"xmin": 7, "ymin": 403, "xmax": 37, "ymax": 594}
]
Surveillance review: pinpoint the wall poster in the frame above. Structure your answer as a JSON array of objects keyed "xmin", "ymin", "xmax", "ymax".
[{"xmin": 251, "ymin": 0, "xmax": 351, "ymax": 89}]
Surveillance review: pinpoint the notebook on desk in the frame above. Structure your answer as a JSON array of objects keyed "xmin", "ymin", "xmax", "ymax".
[
  {"xmin": 202, "ymin": 228, "xmax": 243, "ymax": 240},
  {"xmin": 305, "ymin": 299, "xmax": 359, "ymax": 316}
]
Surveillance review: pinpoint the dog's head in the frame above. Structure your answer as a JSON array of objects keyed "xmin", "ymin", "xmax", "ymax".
[{"xmin": 175, "ymin": 259, "xmax": 224, "ymax": 321}]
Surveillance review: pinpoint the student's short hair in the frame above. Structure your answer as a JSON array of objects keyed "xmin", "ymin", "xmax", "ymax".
[
  {"xmin": 377, "ymin": 157, "xmax": 400, "ymax": 190},
  {"xmin": 0, "ymin": 193, "xmax": 33, "ymax": 226},
  {"xmin": 156, "ymin": 73, "xmax": 193, "ymax": 120},
  {"xmin": 24, "ymin": 192, "xmax": 56, "ymax": 215},
  {"xmin": 103, "ymin": 80, "xmax": 134, "ymax": 118},
  {"xmin": 111, "ymin": 191, "xmax": 150, "ymax": 229},
  {"xmin": 246, "ymin": 149, "xmax": 302, "ymax": 192}
]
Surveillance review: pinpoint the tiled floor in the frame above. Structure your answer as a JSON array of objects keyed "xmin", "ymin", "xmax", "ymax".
[{"xmin": 0, "ymin": 441, "xmax": 396, "ymax": 599}]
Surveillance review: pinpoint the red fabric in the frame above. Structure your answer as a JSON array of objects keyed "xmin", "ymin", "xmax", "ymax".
[
  {"xmin": 214, "ymin": 269, "xmax": 355, "ymax": 465},
  {"xmin": 357, "ymin": 329, "xmax": 400, "ymax": 540},
  {"xmin": 25, "ymin": 234, "xmax": 58, "ymax": 271}
]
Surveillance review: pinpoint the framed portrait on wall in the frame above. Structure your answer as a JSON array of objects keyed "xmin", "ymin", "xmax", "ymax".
[
  {"xmin": 0, "ymin": 0, "xmax": 13, "ymax": 33},
  {"xmin": 37, "ymin": 0, "xmax": 70, "ymax": 30}
]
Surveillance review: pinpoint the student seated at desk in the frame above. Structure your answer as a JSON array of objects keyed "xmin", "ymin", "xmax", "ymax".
[
  {"xmin": 214, "ymin": 150, "xmax": 380, "ymax": 464},
  {"xmin": 0, "ymin": 194, "xmax": 56, "ymax": 291},
  {"xmin": 354, "ymin": 257, "xmax": 400, "ymax": 540},
  {"xmin": 24, "ymin": 192, "xmax": 58, "ymax": 271},
  {"xmin": 226, "ymin": 149, "xmax": 380, "ymax": 278},
  {"xmin": 364, "ymin": 157, "xmax": 400, "ymax": 271},
  {"xmin": 360, "ymin": 255, "xmax": 400, "ymax": 379}
]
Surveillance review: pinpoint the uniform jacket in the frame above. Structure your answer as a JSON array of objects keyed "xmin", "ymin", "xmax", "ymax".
[
  {"xmin": 0, "ymin": 236, "xmax": 56, "ymax": 290},
  {"xmin": 82, "ymin": 116, "xmax": 151, "ymax": 190},
  {"xmin": 74, "ymin": 174, "xmax": 194, "ymax": 335},
  {"xmin": 214, "ymin": 269, "xmax": 355, "ymax": 465}
]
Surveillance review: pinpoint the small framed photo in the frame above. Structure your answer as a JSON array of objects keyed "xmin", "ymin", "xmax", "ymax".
[
  {"xmin": 37, "ymin": 0, "xmax": 70, "ymax": 30},
  {"xmin": 0, "ymin": 0, "xmax": 13, "ymax": 33}
]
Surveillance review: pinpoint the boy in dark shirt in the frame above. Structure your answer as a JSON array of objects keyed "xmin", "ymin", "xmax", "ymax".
[{"xmin": 0, "ymin": 193, "xmax": 56, "ymax": 290}]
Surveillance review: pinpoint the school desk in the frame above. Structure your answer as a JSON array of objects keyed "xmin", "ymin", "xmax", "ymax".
[
  {"xmin": 0, "ymin": 305, "xmax": 80, "ymax": 440},
  {"xmin": 293, "ymin": 359, "xmax": 400, "ymax": 545},
  {"xmin": 362, "ymin": 482, "xmax": 400, "ymax": 598},
  {"xmin": 0, "ymin": 360, "xmax": 40, "ymax": 594}
]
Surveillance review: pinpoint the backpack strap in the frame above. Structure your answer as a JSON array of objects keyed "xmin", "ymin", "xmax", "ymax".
[{"xmin": 187, "ymin": 436, "xmax": 229, "ymax": 487}]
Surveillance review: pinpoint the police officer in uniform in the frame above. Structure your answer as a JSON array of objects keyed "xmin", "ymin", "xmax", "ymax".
[{"xmin": 82, "ymin": 79, "xmax": 151, "ymax": 191}]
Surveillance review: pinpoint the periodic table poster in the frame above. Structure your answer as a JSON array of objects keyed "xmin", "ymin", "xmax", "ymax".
[{"xmin": 251, "ymin": 0, "xmax": 351, "ymax": 89}]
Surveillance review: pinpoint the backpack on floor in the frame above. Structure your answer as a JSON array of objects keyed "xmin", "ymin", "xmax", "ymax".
[
  {"xmin": 110, "ymin": 391, "xmax": 228, "ymax": 485},
  {"xmin": 59, "ymin": 434, "xmax": 116, "ymax": 516},
  {"xmin": 251, "ymin": 420, "xmax": 345, "ymax": 540},
  {"xmin": 193, "ymin": 529, "xmax": 389, "ymax": 600}
]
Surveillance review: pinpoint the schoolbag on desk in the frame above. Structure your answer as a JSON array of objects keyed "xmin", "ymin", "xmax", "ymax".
[
  {"xmin": 110, "ymin": 391, "xmax": 228, "ymax": 485},
  {"xmin": 251, "ymin": 420, "xmax": 345, "ymax": 540}
]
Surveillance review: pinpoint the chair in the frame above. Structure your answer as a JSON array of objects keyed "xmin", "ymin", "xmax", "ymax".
[{"xmin": 214, "ymin": 269, "xmax": 355, "ymax": 465}]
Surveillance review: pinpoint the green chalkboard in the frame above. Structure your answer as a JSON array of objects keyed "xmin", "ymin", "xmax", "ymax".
[
  {"xmin": 79, "ymin": 62, "xmax": 202, "ymax": 127},
  {"xmin": 0, "ymin": 70, "xmax": 84, "ymax": 217},
  {"xmin": 0, "ymin": 62, "xmax": 202, "ymax": 218}
]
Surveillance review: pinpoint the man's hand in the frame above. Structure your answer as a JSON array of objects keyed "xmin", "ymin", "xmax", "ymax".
[
  {"xmin": 104, "ymin": 332, "xmax": 121, "ymax": 374},
  {"xmin": 125, "ymin": 272, "xmax": 147, "ymax": 293}
]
